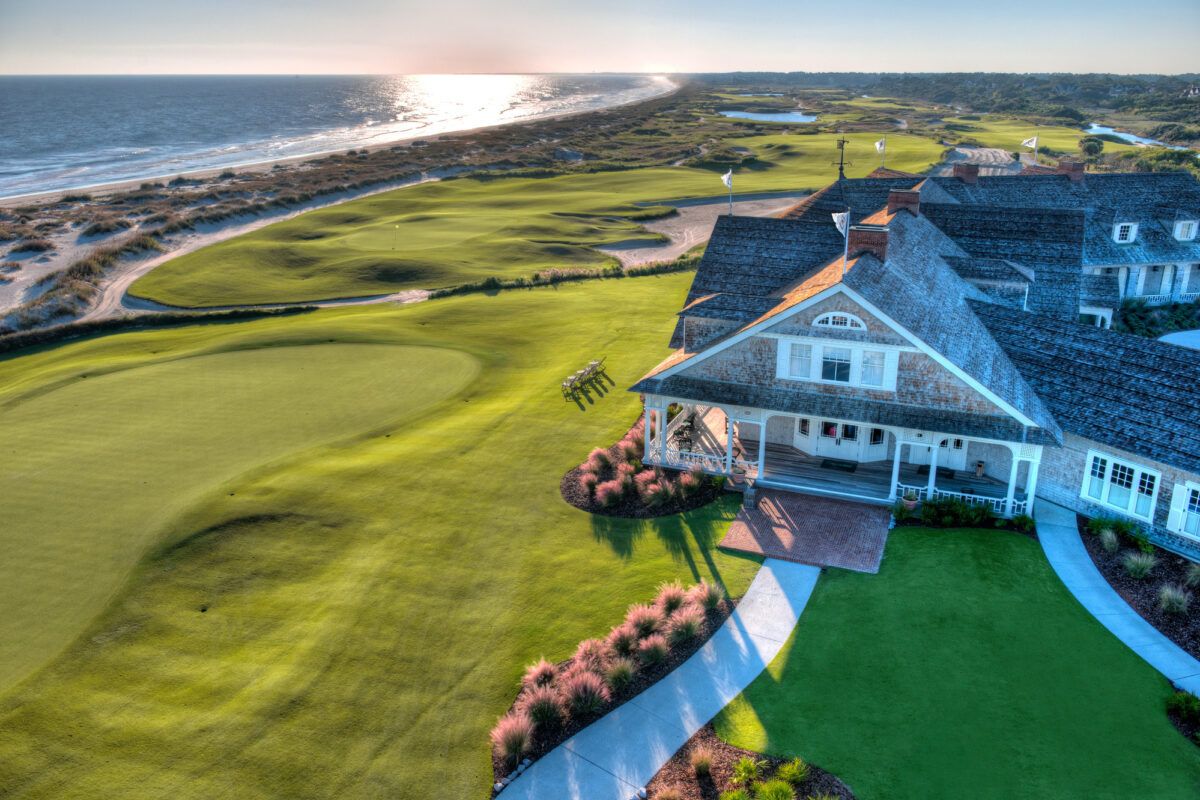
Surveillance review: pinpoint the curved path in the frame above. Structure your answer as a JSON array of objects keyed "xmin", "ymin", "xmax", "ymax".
[
  {"xmin": 501, "ymin": 559, "xmax": 820, "ymax": 800},
  {"xmin": 1035, "ymin": 501, "xmax": 1200, "ymax": 694},
  {"xmin": 1160, "ymin": 329, "xmax": 1200, "ymax": 351}
]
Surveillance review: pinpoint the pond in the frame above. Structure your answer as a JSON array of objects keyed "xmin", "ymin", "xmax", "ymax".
[
  {"xmin": 719, "ymin": 110, "xmax": 818, "ymax": 123},
  {"xmin": 1085, "ymin": 123, "xmax": 1189, "ymax": 151}
]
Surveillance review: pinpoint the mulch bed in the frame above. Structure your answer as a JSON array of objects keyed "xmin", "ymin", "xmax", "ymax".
[
  {"xmin": 559, "ymin": 420, "xmax": 729, "ymax": 519},
  {"xmin": 492, "ymin": 599, "xmax": 737, "ymax": 785},
  {"xmin": 1076, "ymin": 514, "xmax": 1200, "ymax": 661},
  {"xmin": 646, "ymin": 723, "xmax": 856, "ymax": 800},
  {"xmin": 1167, "ymin": 705, "xmax": 1200, "ymax": 746}
]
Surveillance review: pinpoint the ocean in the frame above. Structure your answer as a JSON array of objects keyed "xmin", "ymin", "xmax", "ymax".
[{"xmin": 0, "ymin": 74, "xmax": 673, "ymax": 199}]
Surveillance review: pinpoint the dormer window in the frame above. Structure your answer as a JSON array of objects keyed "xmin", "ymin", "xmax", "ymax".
[
  {"xmin": 1176, "ymin": 220, "xmax": 1198, "ymax": 241},
  {"xmin": 1113, "ymin": 222, "xmax": 1138, "ymax": 244},
  {"xmin": 813, "ymin": 312, "xmax": 866, "ymax": 330}
]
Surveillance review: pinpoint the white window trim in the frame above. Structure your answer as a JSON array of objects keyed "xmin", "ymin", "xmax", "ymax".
[
  {"xmin": 813, "ymin": 311, "xmax": 867, "ymax": 330},
  {"xmin": 1112, "ymin": 222, "xmax": 1138, "ymax": 244},
  {"xmin": 776, "ymin": 336, "xmax": 899, "ymax": 391},
  {"xmin": 1079, "ymin": 449, "xmax": 1160, "ymax": 522},
  {"xmin": 1175, "ymin": 220, "xmax": 1198, "ymax": 242},
  {"xmin": 1167, "ymin": 480, "xmax": 1200, "ymax": 541}
]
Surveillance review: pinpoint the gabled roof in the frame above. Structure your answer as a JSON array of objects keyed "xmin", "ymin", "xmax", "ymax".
[
  {"xmin": 941, "ymin": 256, "xmax": 1031, "ymax": 285},
  {"xmin": 779, "ymin": 176, "xmax": 924, "ymax": 221},
  {"xmin": 1080, "ymin": 273, "xmax": 1121, "ymax": 308},
  {"xmin": 973, "ymin": 301, "xmax": 1200, "ymax": 475}
]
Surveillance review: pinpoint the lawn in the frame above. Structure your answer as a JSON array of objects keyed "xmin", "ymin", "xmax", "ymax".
[
  {"xmin": 128, "ymin": 132, "xmax": 944, "ymax": 308},
  {"xmin": 715, "ymin": 527, "xmax": 1200, "ymax": 800},
  {"xmin": 0, "ymin": 273, "xmax": 762, "ymax": 799},
  {"xmin": 938, "ymin": 115, "xmax": 1136, "ymax": 157}
]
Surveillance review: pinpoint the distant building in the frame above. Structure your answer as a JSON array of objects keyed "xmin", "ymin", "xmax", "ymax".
[{"xmin": 631, "ymin": 164, "xmax": 1200, "ymax": 559}]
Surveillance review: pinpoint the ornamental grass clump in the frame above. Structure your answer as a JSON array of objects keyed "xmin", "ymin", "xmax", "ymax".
[
  {"xmin": 1123, "ymin": 551, "xmax": 1158, "ymax": 579},
  {"xmin": 775, "ymin": 756, "xmax": 810, "ymax": 785},
  {"xmin": 690, "ymin": 578, "xmax": 724, "ymax": 611},
  {"xmin": 1159, "ymin": 583, "xmax": 1193, "ymax": 615},
  {"xmin": 595, "ymin": 479, "xmax": 624, "ymax": 507},
  {"xmin": 667, "ymin": 604, "xmax": 705, "ymax": 646},
  {"xmin": 618, "ymin": 438, "xmax": 642, "ymax": 462},
  {"xmin": 490, "ymin": 710, "xmax": 534, "ymax": 768},
  {"xmin": 585, "ymin": 447, "xmax": 611, "ymax": 473},
  {"xmin": 573, "ymin": 638, "xmax": 609, "ymax": 671},
  {"xmin": 750, "ymin": 779, "xmax": 793, "ymax": 800},
  {"xmin": 637, "ymin": 633, "xmax": 669, "ymax": 666},
  {"xmin": 579, "ymin": 471, "xmax": 599, "ymax": 496},
  {"xmin": 645, "ymin": 481, "xmax": 673, "ymax": 507},
  {"xmin": 603, "ymin": 657, "xmax": 636, "ymax": 692},
  {"xmin": 634, "ymin": 469, "xmax": 658, "ymax": 499},
  {"xmin": 625, "ymin": 603, "xmax": 661, "ymax": 637},
  {"xmin": 522, "ymin": 657, "xmax": 556, "ymax": 689},
  {"xmin": 519, "ymin": 684, "xmax": 565, "ymax": 729},
  {"xmin": 560, "ymin": 669, "xmax": 611, "ymax": 716},
  {"xmin": 1186, "ymin": 563, "xmax": 1200, "ymax": 588},
  {"xmin": 1098, "ymin": 527, "xmax": 1119, "ymax": 553},
  {"xmin": 677, "ymin": 469, "xmax": 701, "ymax": 499},
  {"xmin": 730, "ymin": 756, "xmax": 765, "ymax": 787},
  {"xmin": 690, "ymin": 745, "xmax": 714, "ymax": 777},
  {"xmin": 655, "ymin": 580, "xmax": 688, "ymax": 615},
  {"xmin": 718, "ymin": 791, "xmax": 751, "ymax": 800}
]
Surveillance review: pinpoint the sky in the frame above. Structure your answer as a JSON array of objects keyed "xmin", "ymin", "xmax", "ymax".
[{"xmin": 1, "ymin": 0, "xmax": 1198, "ymax": 75}]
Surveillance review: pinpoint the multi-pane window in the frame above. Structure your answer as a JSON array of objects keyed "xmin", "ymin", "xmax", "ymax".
[
  {"xmin": 789, "ymin": 343, "xmax": 812, "ymax": 379},
  {"xmin": 821, "ymin": 420, "xmax": 839, "ymax": 438},
  {"xmin": 1082, "ymin": 451, "xmax": 1159, "ymax": 521},
  {"xmin": 870, "ymin": 428, "xmax": 885, "ymax": 445},
  {"xmin": 1113, "ymin": 222, "xmax": 1137, "ymax": 243},
  {"xmin": 813, "ymin": 312, "xmax": 866, "ymax": 330},
  {"xmin": 797, "ymin": 418, "xmax": 810, "ymax": 437},
  {"xmin": 1186, "ymin": 488, "xmax": 1200, "ymax": 537},
  {"xmin": 861, "ymin": 350, "xmax": 885, "ymax": 386},
  {"xmin": 1175, "ymin": 220, "xmax": 1198, "ymax": 241},
  {"xmin": 842, "ymin": 424, "xmax": 858, "ymax": 441},
  {"xmin": 821, "ymin": 347, "xmax": 852, "ymax": 382}
]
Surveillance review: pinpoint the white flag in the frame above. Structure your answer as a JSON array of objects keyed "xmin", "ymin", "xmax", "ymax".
[
  {"xmin": 875, "ymin": 138, "xmax": 886, "ymax": 154},
  {"xmin": 1021, "ymin": 136, "xmax": 1038, "ymax": 149},
  {"xmin": 721, "ymin": 170, "xmax": 733, "ymax": 189},
  {"xmin": 832, "ymin": 211, "xmax": 849, "ymax": 236}
]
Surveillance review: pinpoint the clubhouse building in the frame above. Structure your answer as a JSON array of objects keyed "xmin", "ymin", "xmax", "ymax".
[{"xmin": 631, "ymin": 165, "xmax": 1200, "ymax": 560}]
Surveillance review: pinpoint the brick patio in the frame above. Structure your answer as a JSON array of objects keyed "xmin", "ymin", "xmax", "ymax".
[{"xmin": 719, "ymin": 490, "xmax": 892, "ymax": 573}]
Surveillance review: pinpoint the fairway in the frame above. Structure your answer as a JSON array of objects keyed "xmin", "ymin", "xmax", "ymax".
[
  {"xmin": 0, "ymin": 274, "xmax": 762, "ymax": 799},
  {"xmin": 939, "ymin": 115, "xmax": 1136, "ymax": 156},
  {"xmin": 714, "ymin": 528, "xmax": 1200, "ymax": 799},
  {"xmin": 0, "ymin": 342, "xmax": 479, "ymax": 690},
  {"xmin": 129, "ymin": 133, "xmax": 944, "ymax": 308}
]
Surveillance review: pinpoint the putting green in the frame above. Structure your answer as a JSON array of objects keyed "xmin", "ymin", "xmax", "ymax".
[{"xmin": 0, "ymin": 342, "xmax": 479, "ymax": 691}]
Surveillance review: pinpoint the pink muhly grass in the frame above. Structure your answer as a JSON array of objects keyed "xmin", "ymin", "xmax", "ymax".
[
  {"xmin": 678, "ymin": 469, "xmax": 701, "ymax": 498},
  {"xmin": 587, "ymin": 447, "xmax": 612, "ymax": 472},
  {"xmin": 666, "ymin": 604, "xmax": 705, "ymax": 646},
  {"xmin": 595, "ymin": 479, "xmax": 624, "ymax": 507},
  {"xmin": 518, "ymin": 683, "xmax": 565, "ymax": 729},
  {"xmin": 560, "ymin": 669, "xmax": 612, "ymax": 716},
  {"xmin": 573, "ymin": 638, "xmax": 610, "ymax": 671},
  {"xmin": 625, "ymin": 603, "xmax": 661, "ymax": 637},
  {"xmin": 606, "ymin": 622, "xmax": 639, "ymax": 657},
  {"xmin": 655, "ymin": 580, "xmax": 688, "ymax": 615},
  {"xmin": 522, "ymin": 657, "xmax": 557, "ymax": 689},
  {"xmin": 579, "ymin": 471, "xmax": 599, "ymax": 496},
  {"xmin": 490, "ymin": 710, "xmax": 535, "ymax": 768},
  {"xmin": 618, "ymin": 438, "xmax": 642, "ymax": 462},
  {"xmin": 646, "ymin": 481, "xmax": 673, "ymax": 507},
  {"xmin": 634, "ymin": 469, "xmax": 658, "ymax": 498},
  {"xmin": 689, "ymin": 578, "xmax": 724, "ymax": 611},
  {"xmin": 637, "ymin": 633, "xmax": 669, "ymax": 666}
]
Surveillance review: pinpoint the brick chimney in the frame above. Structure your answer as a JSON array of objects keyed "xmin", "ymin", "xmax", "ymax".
[
  {"xmin": 847, "ymin": 225, "xmax": 888, "ymax": 262},
  {"xmin": 1058, "ymin": 159, "xmax": 1086, "ymax": 182},
  {"xmin": 887, "ymin": 188, "xmax": 921, "ymax": 216},
  {"xmin": 953, "ymin": 163, "xmax": 980, "ymax": 184}
]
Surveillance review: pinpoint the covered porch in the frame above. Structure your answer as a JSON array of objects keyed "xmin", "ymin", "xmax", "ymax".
[{"xmin": 642, "ymin": 397, "xmax": 1041, "ymax": 518}]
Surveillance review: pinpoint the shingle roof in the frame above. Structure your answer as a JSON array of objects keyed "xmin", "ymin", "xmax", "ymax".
[
  {"xmin": 941, "ymin": 256, "xmax": 1031, "ymax": 284},
  {"xmin": 1080, "ymin": 274, "xmax": 1121, "ymax": 308},
  {"xmin": 973, "ymin": 301, "xmax": 1200, "ymax": 475}
]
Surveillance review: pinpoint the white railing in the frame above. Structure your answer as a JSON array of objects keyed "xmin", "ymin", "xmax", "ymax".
[
  {"xmin": 663, "ymin": 446, "xmax": 725, "ymax": 474},
  {"xmin": 894, "ymin": 482, "xmax": 1025, "ymax": 517},
  {"xmin": 1178, "ymin": 292, "xmax": 1199, "ymax": 303},
  {"xmin": 1139, "ymin": 293, "xmax": 1171, "ymax": 305}
]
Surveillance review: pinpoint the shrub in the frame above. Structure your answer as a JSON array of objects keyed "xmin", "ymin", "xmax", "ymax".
[
  {"xmin": 522, "ymin": 657, "xmax": 556, "ymax": 689},
  {"xmin": 1099, "ymin": 528, "xmax": 1119, "ymax": 553},
  {"xmin": 595, "ymin": 479, "xmax": 624, "ymax": 507},
  {"xmin": 603, "ymin": 657, "xmax": 636, "ymax": 692},
  {"xmin": 637, "ymin": 633, "xmax": 669, "ymax": 666},
  {"xmin": 1011, "ymin": 514, "xmax": 1036, "ymax": 534},
  {"xmin": 12, "ymin": 238, "xmax": 53, "ymax": 253},
  {"xmin": 519, "ymin": 684, "xmax": 565, "ymax": 729},
  {"xmin": 573, "ymin": 638, "xmax": 609, "ymax": 670},
  {"xmin": 635, "ymin": 469, "xmax": 659, "ymax": 498},
  {"xmin": 1158, "ymin": 583, "xmax": 1193, "ymax": 614},
  {"xmin": 775, "ymin": 756, "xmax": 810, "ymax": 785},
  {"xmin": 656, "ymin": 790, "xmax": 683, "ymax": 800},
  {"xmin": 560, "ymin": 669, "xmax": 611, "ymax": 716},
  {"xmin": 645, "ymin": 481, "xmax": 673, "ymax": 507},
  {"xmin": 731, "ymin": 756, "xmax": 765, "ymax": 786},
  {"xmin": 678, "ymin": 469, "xmax": 702, "ymax": 498},
  {"xmin": 490, "ymin": 710, "xmax": 534, "ymax": 768},
  {"xmin": 1123, "ymin": 551, "xmax": 1157, "ymax": 579},
  {"xmin": 1187, "ymin": 563, "xmax": 1200, "ymax": 589},
  {"xmin": 718, "ymin": 791, "xmax": 752, "ymax": 800},
  {"xmin": 655, "ymin": 580, "xmax": 688, "ymax": 614},
  {"xmin": 606, "ymin": 622, "xmax": 639, "ymax": 657},
  {"xmin": 667, "ymin": 604, "xmax": 704, "ymax": 646},
  {"xmin": 690, "ymin": 578, "xmax": 724, "ymax": 611},
  {"xmin": 1167, "ymin": 690, "xmax": 1200, "ymax": 723},
  {"xmin": 690, "ymin": 745, "xmax": 713, "ymax": 777},
  {"xmin": 579, "ymin": 471, "xmax": 599, "ymax": 496},
  {"xmin": 1131, "ymin": 531, "xmax": 1156, "ymax": 555},
  {"xmin": 752, "ymin": 779, "xmax": 794, "ymax": 800},
  {"xmin": 586, "ymin": 447, "xmax": 611, "ymax": 472},
  {"xmin": 625, "ymin": 603, "xmax": 661, "ymax": 637}
]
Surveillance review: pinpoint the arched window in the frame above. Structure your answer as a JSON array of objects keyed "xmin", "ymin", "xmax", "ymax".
[{"xmin": 813, "ymin": 312, "xmax": 866, "ymax": 331}]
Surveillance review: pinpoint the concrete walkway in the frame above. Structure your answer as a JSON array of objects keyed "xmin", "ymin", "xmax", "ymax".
[
  {"xmin": 1036, "ymin": 501, "xmax": 1200, "ymax": 694},
  {"xmin": 501, "ymin": 559, "xmax": 820, "ymax": 800}
]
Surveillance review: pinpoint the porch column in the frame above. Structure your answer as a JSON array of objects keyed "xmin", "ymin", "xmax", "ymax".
[
  {"xmin": 724, "ymin": 415, "xmax": 734, "ymax": 474},
  {"xmin": 1025, "ymin": 459, "xmax": 1041, "ymax": 512},
  {"xmin": 1003, "ymin": 448, "xmax": 1020, "ymax": 518},
  {"xmin": 926, "ymin": 443, "xmax": 939, "ymax": 499},
  {"xmin": 659, "ymin": 409, "xmax": 668, "ymax": 466},
  {"xmin": 642, "ymin": 407, "xmax": 652, "ymax": 461},
  {"xmin": 889, "ymin": 439, "xmax": 903, "ymax": 500},
  {"xmin": 757, "ymin": 421, "xmax": 768, "ymax": 480}
]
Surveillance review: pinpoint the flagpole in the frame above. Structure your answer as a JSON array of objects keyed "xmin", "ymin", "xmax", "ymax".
[
  {"xmin": 728, "ymin": 182, "xmax": 733, "ymax": 216},
  {"xmin": 881, "ymin": 136, "xmax": 886, "ymax": 168}
]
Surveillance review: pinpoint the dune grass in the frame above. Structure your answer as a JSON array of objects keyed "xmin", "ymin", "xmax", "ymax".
[
  {"xmin": 129, "ymin": 133, "xmax": 945, "ymax": 308},
  {"xmin": 0, "ymin": 273, "xmax": 761, "ymax": 799},
  {"xmin": 714, "ymin": 528, "xmax": 1200, "ymax": 800}
]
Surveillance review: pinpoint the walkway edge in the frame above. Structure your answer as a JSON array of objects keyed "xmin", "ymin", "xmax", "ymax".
[
  {"xmin": 1035, "ymin": 501, "xmax": 1200, "ymax": 694},
  {"xmin": 500, "ymin": 559, "xmax": 820, "ymax": 800}
]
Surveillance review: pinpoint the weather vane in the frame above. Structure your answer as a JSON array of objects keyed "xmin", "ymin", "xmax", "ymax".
[{"xmin": 832, "ymin": 137, "xmax": 853, "ymax": 180}]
